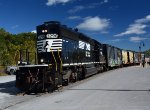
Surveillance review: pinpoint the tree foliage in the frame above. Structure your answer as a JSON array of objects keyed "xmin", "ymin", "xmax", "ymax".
[
  {"xmin": 0, "ymin": 28, "xmax": 36, "ymax": 66},
  {"xmin": 144, "ymin": 49, "xmax": 150, "ymax": 58}
]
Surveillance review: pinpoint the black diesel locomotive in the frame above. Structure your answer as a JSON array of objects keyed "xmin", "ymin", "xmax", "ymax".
[
  {"xmin": 15, "ymin": 21, "xmax": 140, "ymax": 92},
  {"xmin": 16, "ymin": 21, "xmax": 106, "ymax": 92}
]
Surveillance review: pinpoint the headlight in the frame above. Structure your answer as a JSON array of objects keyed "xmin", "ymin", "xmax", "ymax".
[
  {"xmin": 42, "ymin": 30, "xmax": 48, "ymax": 33},
  {"xmin": 40, "ymin": 59, "xmax": 44, "ymax": 63},
  {"xmin": 45, "ymin": 30, "xmax": 48, "ymax": 32}
]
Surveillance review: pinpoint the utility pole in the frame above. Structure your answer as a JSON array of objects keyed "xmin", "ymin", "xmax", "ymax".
[{"xmin": 139, "ymin": 41, "xmax": 145, "ymax": 66}]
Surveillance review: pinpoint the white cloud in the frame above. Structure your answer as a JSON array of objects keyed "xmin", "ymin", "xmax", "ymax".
[
  {"xmin": 68, "ymin": 5, "xmax": 85, "ymax": 13},
  {"xmin": 87, "ymin": 3, "xmax": 101, "ymax": 8},
  {"xmin": 104, "ymin": 0, "xmax": 108, "ymax": 3},
  {"xmin": 68, "ymin": 2, "xmax": 108, "ymax": 13},
  {"xmin": 105, "ymin": 39, "xmax": 123, "ymax": 43},
  {"xmin": 135, "ymin": 15, "xmax": 150, "ymax": 23},
  {"xmin": 110, "ymin": 39, "xmax": 122, "ymax": 42},
  {"xmin": 101, "ymin": 0, "xmax": 108, "ymax": 4},
  {"xmin": 46, "ymin": 0, "xmax": 71, "ymax": 6},
  {"xmin": 68, "ymin": 16, "xmax": 82, "ymax": 20},
  {"xmin": 115, "ymin": 15, "xmax": 150, "ymax": 36},
  {"xmin": 129, "ymin": 36, "xmax": 148, "ymax": 42},
  {"xmin": 76, "ymin": 16, "xmax": 110, "ymax": 32},
  {"xmin": 31, "ymin": 30, "xmax": 36, "ymax": 33},
  {"xmin": 100, "ymin": 0, "xmax": 109, "ymax": 5},
  {"xmin": 115, "ymin": 24, "xmax": 147, "ymax": 36}
]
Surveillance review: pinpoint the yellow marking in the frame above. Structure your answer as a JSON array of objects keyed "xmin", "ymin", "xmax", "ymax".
[
  {"xmin": 50, "ymin": 48, "xmax": 57, "ymax": 71},
  {"xmin": 58, "ymin": 48, "xmax": 63, "ymax": 72}
]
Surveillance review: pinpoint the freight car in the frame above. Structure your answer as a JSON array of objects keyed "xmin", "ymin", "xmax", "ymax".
[
  {"xmin": 122, "ymin": 49, "xmax": 128, "ymax": 66},
  {"xmin": 134, "ymin": 51, "xmax": 140, "ymax": 65},
  {"xmin": 102, "ymin": 44, "xmax": 122, "ymax": 69},
  {"xmin": 16, "ymin": 21, "xmax": 105, "ymax": 92},
  {"xmin": 128, "ymin": 50, "xmax": 134, "ymax": 65},
  {"xmin": 114, "ymin": 47, "xmax": 122, "ymax": 67}
]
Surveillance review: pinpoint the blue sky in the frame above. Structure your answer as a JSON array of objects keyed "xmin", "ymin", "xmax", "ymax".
[{"xmin": 0, "ymin": 0, "xmax": 150, "ymax": 51}]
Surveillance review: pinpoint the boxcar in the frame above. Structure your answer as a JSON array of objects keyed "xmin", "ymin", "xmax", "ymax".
[
  {"xmin": 128, "ymin": 50, "xmax": 134, "ymax": 65},
  {"xmin": 102, "ymin": 44, "xmax": 122, "ymax": 69},
  {"xmin": 122, "ymin": 50, "xmax": 128, "ymax": 66},
  {"xmin": 114, "ymin": 47, "xmax": 122, "ymax": 67},
  {"xmin": 134, "ymin": 51, "xmax": 140, "ymax": 65}
]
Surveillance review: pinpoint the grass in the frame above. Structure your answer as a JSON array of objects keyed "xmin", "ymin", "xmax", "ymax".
[
  {"xmin": 0, "ymin": 72, "xmax": 7, "ymax": 76},
  {"xmin": 0, "ymin": 65, "xmax": 5, "ymax": 69}
]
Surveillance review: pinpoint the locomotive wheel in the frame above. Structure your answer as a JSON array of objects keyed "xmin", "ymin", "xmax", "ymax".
[
  {"xmin": 77, "ymin": 69, "xmax": 83, "ymax": 80},
  {"xmin": 74, "ymin": 72, "xmax": 77, "ymax": 82},
  {"xmin": 64, "ymin": 79, "xmax": 69, "ymax": 86},
  {"xmin": 70, "ymin": 72, "xmax": 77, "ymax": 82}
]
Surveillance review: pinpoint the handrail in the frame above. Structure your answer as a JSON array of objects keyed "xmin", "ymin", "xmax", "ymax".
[
  {"xmin": 50, "ymin": 48, "xmax": 57, "ymax": 71},
  {"xmin": 58, "ymin": 48, "xmax": 62, "ymax": 72}
]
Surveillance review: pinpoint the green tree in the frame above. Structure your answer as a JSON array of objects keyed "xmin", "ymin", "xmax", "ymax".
[{"xmin": 0, "ymin": 28, "xmax": 36, "ymax": 66}]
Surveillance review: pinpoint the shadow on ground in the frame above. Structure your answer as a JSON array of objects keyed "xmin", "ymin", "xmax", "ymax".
[
  {"xmin": 0, "ymin": 81, "xmax": 21, "ymax": 95},
  {"xmin": 68, "ymin": 88, "xmax": 150, "ymax": 91}
]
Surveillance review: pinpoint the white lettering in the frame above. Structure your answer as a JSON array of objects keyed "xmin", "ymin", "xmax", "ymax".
[
  {"xmin": 46, "ymin": 34, "xmax": 58, "ymax": 38},
  {"xmin": 38, "ymin": 35, "xmax": 45, "ymax": 40}
]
